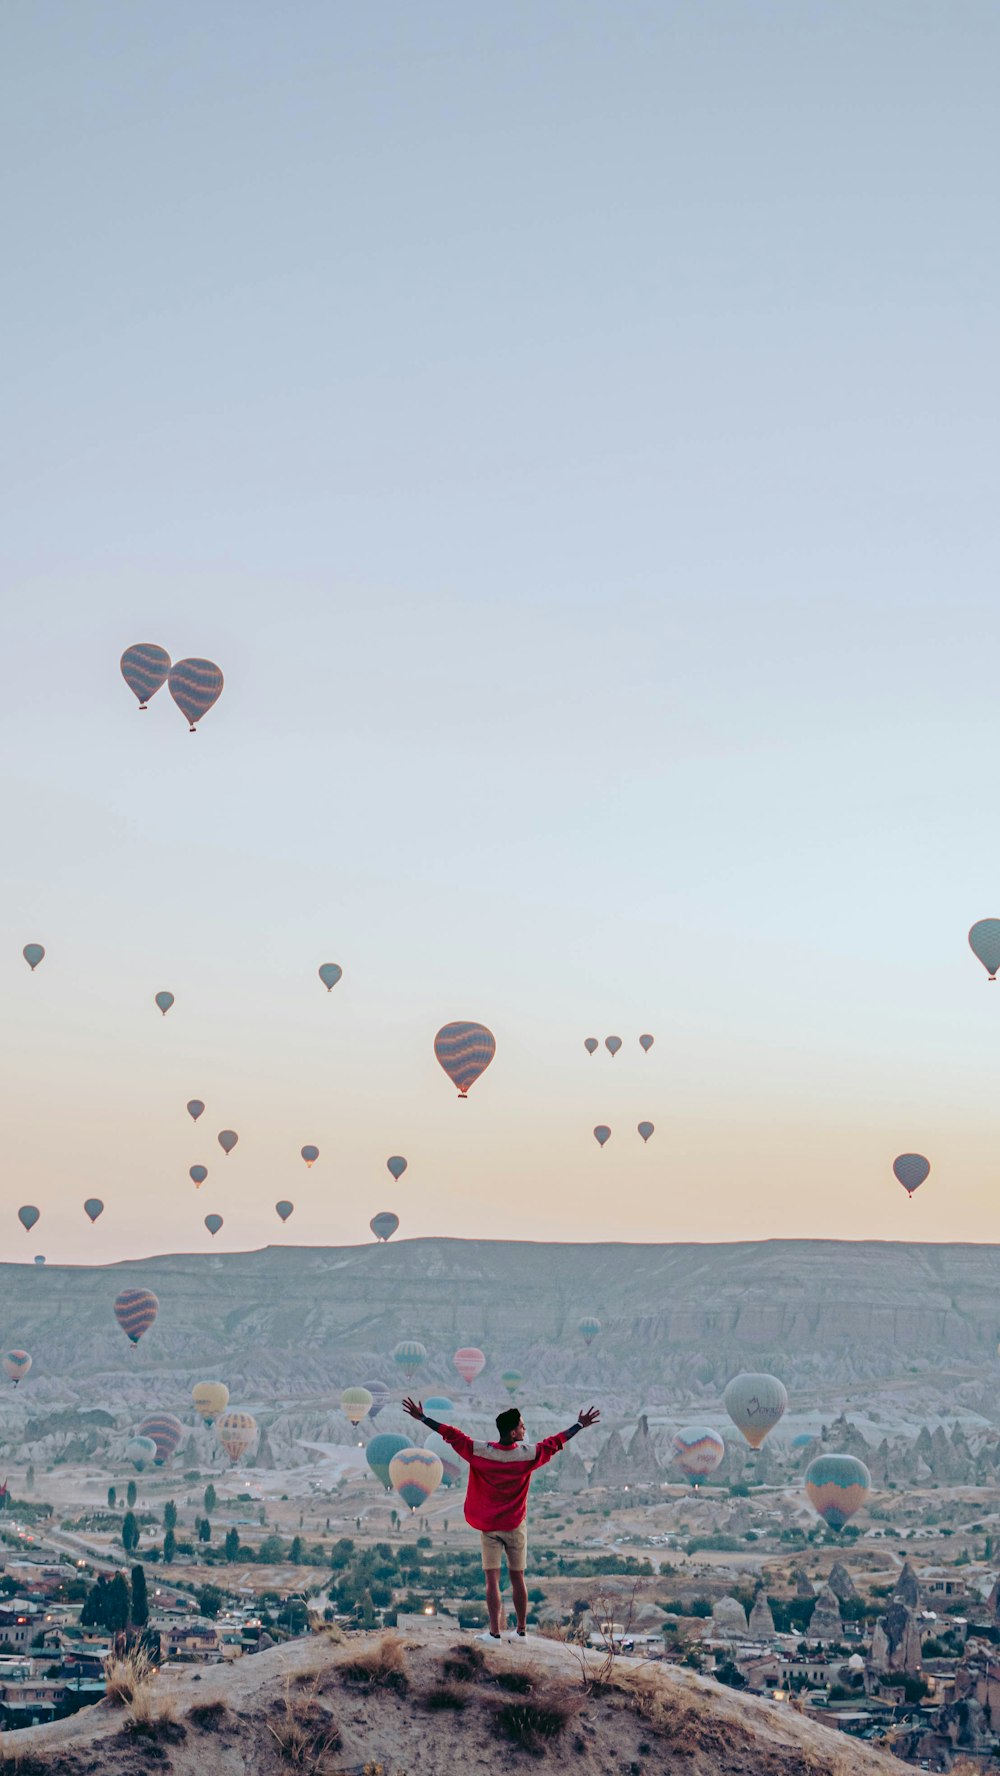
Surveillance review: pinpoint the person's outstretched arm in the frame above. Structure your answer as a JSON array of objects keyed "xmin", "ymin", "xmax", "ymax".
[
  {"xmin": 531, "ymin": 1406, "xmax": 601, "ymax": 1469},
  {"xmin": 402, "ymin": 1397, "xmax": 474, "ymax": 1462}
]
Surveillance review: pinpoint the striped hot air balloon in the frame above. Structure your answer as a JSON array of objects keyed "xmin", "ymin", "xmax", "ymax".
[
  {"xmin": 138, "ymin": 1413, "xmax": 184, "ymax": 1466},
  {"xmin": 126, "ymin": 1435, "xmax": 158, "ymax": 1472},
  {"xmin": 893, "ymin": 1153, "xmax": 930, "ymax": 1198},
  {"xmin": 362, "ymin": 1379, "xmax": 390, "ymax": 1420},
  {"xmin": 453, "ymin": 1347, "xmax": 486, "ymax": 1386},
  {"xmin": 434, "ymin": 1022, "xmax": 496, "ymax": 1098},
  {"xmin": 192, "ymin": 1382, "xmax": 229, "ymax": 1425},
  {"xmin": 389, "ymin": 1446, "xmax": 443, "ymax": 1511},
  {"xmin": 216, "ymin": 1410, "xmax": 257, "ymax": 1464},
  {"xmin": 805, "ymin": 1454, "xmax": 871, "ymax": 1530},
  {"xmin": 501, "ymin": 1370, "xmax": 523, "ymax": 1398},
  {"xmin": 671, "ymin": 1426, "xmax": 725, "ymax": 1484},
  {"xmin": 167, "ymin": 657, "xmax": 224, "ymax": 731},
  {"xmin": 371, "ymin": 1212, "xmax": 399, "ymax": 1242},
  {"xmin": 423, "ymin": 1430, "xmax": 462, "ymax": 1485},
  {"xmin": 578, "ymin": 1316, "xmax": 601, "ymax": 1346},
  {"xmin": 366, "ymin": 1432, "xmax": 409, "ymax": 1491},
  {"xmin": 392, "ymin": 1340, "xmax": 427, "ymax": 1379},
  {"xmin": 341, "ymin": 1387, "xmax": 374, "ymax": 1439},
  {"xmin": 3, "ymin": 1351, "xmax": 31, "ymax": 1387},
  {"xmin": 84, "ymin": 1198, "xmax": 104, "ymax": 1223},
  {"xmin": 120, "ymin": 644, "xmax": 171, "ymax": 709},
  {"xmin": 723, "ymin": 1372, "xmax": 788, "ymax": 1450},
  {"xmin": 114, "ymin": 1288, "xmax": 159, "ymax": 1345}
]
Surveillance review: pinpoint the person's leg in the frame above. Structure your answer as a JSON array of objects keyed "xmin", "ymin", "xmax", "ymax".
[
  {"xmin": 484, "ymin": 1568, "xmax": 504, "ymax": 1636},
  {"xmin": 510, "ymin": 1569, "xmax": 528, "ymax": 1635}
]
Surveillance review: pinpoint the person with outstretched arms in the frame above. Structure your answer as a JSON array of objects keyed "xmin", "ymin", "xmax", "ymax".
[{"xmin": 403, "ymin": 1395, "xmax": 600, "ymax": 1640}]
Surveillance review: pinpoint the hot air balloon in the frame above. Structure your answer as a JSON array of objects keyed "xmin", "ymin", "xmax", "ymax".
[
  {"xmin": 275, "ymin": 1200, "xmax": 294, "ymax": 1223},
  {"xmin": 167, "ymin": 657, "xmax": 224, "ymax": 731},
  {"xmin": 893, "ymin": 1153, "xmax": 929, "ymax": 1198},
  {"xmin": 366, "ymin": 1432, "xmax": 409, "ymax": 1491},
  {"xmin": 186, "ymin": 1100, "xmax": 205, "ymax": 1122},
  {"xmin": 637, "ymin": 1122, "xmax": 654, "ymax": 1143},
  {"xmin": 83, "ymin": 1198, "xmax": 104, "ymax": 1223},
  {"xmin": 138, "ymin": 1413, "xmax": 184, "ymax": 1466},
  {"xmin": 114, "ymin": 1288, "xmax": 158, "ymax": 1345},
  {"xmin": 362, "ymin": 1379, "xmax": 390, "ymax": 1420},
  {"xmin": 318, "ymin": 963, "xmax": 342, "ymax": 991},
  {"xmin": 216, "ymin": 1410, "xmax": 257, "ymax": 1464},
  {"xmin": 605, "ymin": 1036, "xmax": 622, "ymax": 1057},
  {"xmin": 218, "ymin": 1130, "xmax": 238, "ymax": 1155},
  {"xmin": 22, "ymin": 944, "xmax": 45, "ymax": 972},
  {"xmin": 371, "ymin": 1212, "xmax": 399, "ymax": 1242},
  {"xmin": 584, "ymin": 1038, "xmax": 598, "ymax": 1055},
  {"xmin": 389, "ymin": 1446, "xmax": 443, "ymax": 1511},
  {"xmin": 33, "ymin": 1255, "xmax": 45, "ymax": 1266},
  {"xmin": 155, "ymin": 991, "xmax": 174, "ymax": 1016},
  {"xmin": 593, "ymin": 1126, "xmax": 611, "ymax": 1147},
  {"xmin": 723, "ymin": 1372, "xmax": 788, "ymax": 1450},
  {"xmin": 671, "ymin": 1426, "xmax": 725, "ymax": 1484},
  {"xmin": 392, "ymin": 1340, "xmax": 427, "ymax": 1380},
  {"xmin": 204, "ymin": 1213, "xmax": 223, "ymax": 1237},
  {"xmin": 387, "ymin": 1156, "xmax": 408, "ymax": 1182},
  {"xmin": 454, "ymin": 1347, "xmax": 486, "ymax": 1386},
  {"xmin": 17, "ymin": 1207, "xmax": 39, "ymax": 1233},
  {"xmin": 969, "ymin": 919, "xmax": 1000, "ymax": 980},
  {"xmin": 192, "ymin": 1382, "xmax": 229, "ymax": 1425},
  {"xmin": 578, "ymin": 1316, "xmax": 601, "ymax": 1346},
  {"xmin": 300, "ymin": 1145, "xmax": 319, "ymax": 1168},
  {"xmin": 639, "ymin": 1034, "xmax": 654, "ymax": 1052},
  {"xmin": 434, "ymin": 1022, "xmax": 496, "ymax": 1098},
  {"xmin": 341, "ymin": 1387, "xmax": 374, "ymax": 1438},
  {"xmin": 423, "ymin": 1431, "xmax": 462, "ymax": 1485},
  {"xmin": 3, "ymin": 1352, "xmax": 31, "ymax": 1387},
  {"xmin": 120, "ymin": 644, "xmax": 171, "ymax": 709},
  {"xmin": 190, "ymin": 1166, "xmax": 208, "ymax": 1190},
  {"xmin": 423, "ymin": 1396, "xmax": 454, "ymax": 1417},
  {"xmin": 125, "ymin": 1434, "xmax": 158, "ymax": 1472},
  {"xmin": 805, "ymin": 1454, "xmax": 871, "ymax": 1530},
  {"xmin": 501, "ymin": 1370, "xmax": 523, "ymax": 1398}
]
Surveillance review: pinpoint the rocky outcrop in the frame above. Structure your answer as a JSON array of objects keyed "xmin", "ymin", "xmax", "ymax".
[
  {"xmin": 625, "ymin": 1416, "xmax": 663, "ymax": 1483},
  {"xmin": 870, "ymin": 1602, "xmax": 922, "ymax": 1675},
  {"xmin": 827, "ymin": 1563, "xmax": 858, "ymax": 1604},
  {"xmin": 712, "ymin": 1596, "xmax": 749, "ymax": 1639},
  {"xmin": 589, "ymin": 1430, "xmax": 631, "ymax": 1489},
  {"xmin": 893, "ymin": 1561, "xmax": 920, "ymax": 1609},
  {"xmin": 809, "ymin": 1586, "xmax": 842, "ymax": 1643},
  {"xmin": 748, "ymin": 1590, "xmax": 776, "ymax": 1638}
]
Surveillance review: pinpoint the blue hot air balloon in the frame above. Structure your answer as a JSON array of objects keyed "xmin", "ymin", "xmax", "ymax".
[
  {"xmin": 371, "ymin": 1212, "xmax": 399, "ymax": 1242},
  {"xmin": 301, "ymin": 1145, "xmax": 319, "ymax": 1168},
  {"xmin": 605, "ymin": 1036, "xmax": 622, "ymax": 1057},
  {"xmin": 189, "ymin": 1165, "xmax": 208, "ymax": 1188},
  {"xmin": 155, "ymin": 991, "xmax": 174, "ymax": 1016},
  {"xmin": 204, "ymin": 1213, "xmax": 223, "ymax": 1237},
  {"xmin": 893, "ymin": 1153, "xmax": 930, "ymax": 1198},
  {"xmin": 969, "ymin": 919, "xmax": 1000, "ymax": 980},
  {"xmin": 167, "ymin": 658, "xmax": 224, "ymax": 731},
  {"xmin": 186, "ymin": 1099, "xmax": 205, "ymax": 1121},
  {"xmin": 276, "ymin": 1200, "xmax": 294, "ymax": 1222},
  {"xmin": 22, "ymin": 944, "xmax": 45, "ymax": 971},
  {"xmin": 34, "ymin": 1255, "xmax": 45, "ymax": 1265},
  {"xmin": 387, "ymin": 1156, "xmax": 408, "ymax": 1181},
  {"xmin": 18, "ymin": 1206, "xmax": 39, "ymax": 1233},
  {"xmin": 434, "ymin": 1022, "xmax": 496, "ymax": 1098},
  {"xmin": 84, "ymin": 1198, "xmax": 104, "ymax": 1224},
  {"xmin": 639, "ymin": 1033, "xmax": 654, "ymax": 1052},
  {"xmin": 120, "ymin": 644, "xmax": 171, "ymax": 709},
  {"xmin": 637, "ymin": 1121, "xmax": 654, "ymax": 1143},
  {"xmin": 318, "ymin": 963, "xmax": 343, "ymax": 991},
  {"xmin": 593, "ymin": 1125, "xmax": 611, "ymax": 1147},
  {"xmin": 584, "ymin": 1038, "xmax": 598, "ymax": 1055}
]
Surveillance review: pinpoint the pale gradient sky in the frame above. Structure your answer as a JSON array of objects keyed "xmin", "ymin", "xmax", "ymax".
[{"xmin": 3, "ymin": 3, "xmax": 999, "ymax": 1261}]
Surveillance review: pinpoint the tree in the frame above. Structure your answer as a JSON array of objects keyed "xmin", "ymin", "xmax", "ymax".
[
  {"xmin": 107, "ymin": 1572, "xmax": 130, "ymax": 1634},
  {"xmin": 163, "ymin": 1528, "xmax": 177, "ymax": 1565},
  {"xmin": 203, "ymin": 1483, "xmax": 217, "ymax": 1514},
  {"xmin": 290, "ymin": 1536, "xmax": 303, "ymax": 1564},
  {"xmin": 80, "ymin": 1578, "xmax": 105, "ymax": 1627},
  {"xmin": 198, "ymin": 1517, "xmax": 211, "ymax": 1543},
  {"xmin": 130, "ymin": 1565, "xmax": 148, "ymax": 1628},
  {"xmin": 122, "ymin": 1511, "xmax": 140, "ymax": 1554},
  {"xmin": 197, "ymin": 1584, "xmax": 223, "ymax": 1618},
  {"xmin": 126, "ymin": 1480, "xmax": 137, "ymax": 1508},
  {"xmin": 225, "ymin": 1527, "xmax": 240, "ymax": 1562},
  {"xmin": 107, "ymin": 1486, "xmax": 117, "ymax": 1509},
  {"xmin": 25, "ymin": 1464, "xmax": 34, "ymax": 1492},
  {"xmin": 163, "ymin": 1500, "xmax": 178, "ymax": 1532}
]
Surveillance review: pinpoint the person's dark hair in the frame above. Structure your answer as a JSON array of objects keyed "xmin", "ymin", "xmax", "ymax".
[{"xmin": 496, "ymin": 1407, "xmax": 520, "ymax": 1440}]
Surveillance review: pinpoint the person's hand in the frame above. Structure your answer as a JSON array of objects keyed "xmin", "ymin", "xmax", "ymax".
[
  {"xmin": 402, "ymin": 1397, "xmax": 423, "ymax": 1421},
  {"xmin": 578, "ymin": 1406, "xmax": 600, "ymax": 1429}
]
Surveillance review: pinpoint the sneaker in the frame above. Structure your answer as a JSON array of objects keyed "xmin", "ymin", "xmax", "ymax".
[{"xmin": 477, "ymin": 1631, "xmax": 502, "ymax": 1643}]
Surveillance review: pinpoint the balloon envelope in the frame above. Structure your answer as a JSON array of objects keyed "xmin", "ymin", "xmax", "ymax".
[
  {"xmin": 969, "ymin": 918, "xmax": 1000, "ymax": 979},
  {"xmin": 639, "ymin": 1034, "xmax": 654, "ymax": 1052},
  {"xmin": 387, "ymin": 1156, "xmax": 408, "ymax": 1181},
  {"xmin": 578, "ymin": 1316, "xmax": 601, "ymax": 1345},
  {"xmin": 138, "ymin": 1413, "xmax": 184, "ymax": 1466},
  {"xmin": 204, "ymin": 1214, "xmax": 223, "ymax": 1236},
  {"xmin": 434, "ymin": 1022, "xmax": 496, "ymax": 1097},
  {"xmin": 168, "ymin": 657, "xmax": 224, "ymax": 729},
  {"xmin": 300, "ymin": 1145, "xmax": 319, "ymax": 1167},
  {"xmin": 83, "ymin": 1198, "xmax": 104, "ymax": 1223},
  {"xmin": 723, "ymin": 1372, "xmax": 788, "ymax": 1449},
  {"xmin": 593, "ymin": 1126, "xmax": 611, "ymax": 1147},
  {"xmin": 125, "ymin": 1434, "xmax": 158, "ymax": 1472},
  {"xmin": 893, "ymin": 1153, "xmax": 930, "ymax": 1196},
  {"xmin": 33, "ymin": 1256, "xmax": 45, "ymax": 1266},
  {"xmin": 423, "ymin": 1396, "xmax": 454, "ymax": 1416},
  {"xmin": 341, "ymin": 1386, "xmax": 374, "ymax": 1427},
  {"xmin": 114, "ymin": 1288, "xmax": 158, "ymax": 1345},
  {"xmin": 186, "ymin": 1100, "xmax": 205, "ymax": 1121},
  {"xmin": 371, "ymin": 1212, "xmax": 399, "ymax": 1242},
  {"xmin": 605, "ymin": 1036, "xmax": 622, "ymax": 1056},
  {"xmin": 120, "ymin": 643, "xmax": 171, "ymax": 708},
  {"xmin": 584, "ymin": 1038, "xmax": 598, "ymax": 1055},
  {"xmin": 501, "ymin": 1370, "xmax": 522, "ymax": 1397},
  {"xmin": 672, "ymin": 1426, "xmax": 725, "ymax": 1482},
  {"xmin": 190, "ymin": 1166, "xmax": 208, "ymax": 1188},
  {"xmin": 805, "ymin": 1453, "xmax": 872, "ymax": 1529},
  {"xmin": 637, "ymin": 1121, "xmax": 654, "ymax": 1142},
  {"xmin": 218, "ymin": 1130, "xmax": 238, "ymax": 1154},
  {"xmin": 216, "ymin": 1410, "xmax": 257, "ymax": 1464},
  {"xmin": 424, "ymin": 1431, "xmax": 462, "ymax": 1485},
  {"xmin": 155, "ymin": 991, "xmax": 174, "ymax": 1016},
  {"xmin": 3, "ymin": 1352, "xmax": 31, "ymax": 1386},
  {"xmin": 392, "ymin": 1340, "xmax": 427, "ymax": 1377},
  {"xmin": 366, "ymin": 1432, "xmax": 409, "ymax": 1490},
  {"xmin": 275, "ymin": 1200, "xmax": 294, "ymax": 1222},
  {"xmin": 318, "ymin": 963, "xmax": 342, "ymax": 991},
  {"xmin": 22, "ymin": 944, "xmax": 45, "ymax": 971},
  {"xmin": 454, "ymin": 1347, "xmax": 486, "ymax": 1385},
  {"xmin": 389, "ymin": 1446, "xmax": 444, "ymax": 1511},
  {"xmin": 192, "ymin": 1382, "xmax": 229, "ymax": 1424},
  {"xmin": 17, "ymin": 1206, "xmax": 39, "ymax": 1233},
  {"xmin": 362, "ymin": 1379, "xmax": 390, "ymax": 1420}
]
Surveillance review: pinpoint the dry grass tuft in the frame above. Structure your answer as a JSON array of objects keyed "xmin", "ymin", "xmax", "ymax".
[
  {"xmin": 487, "ymin": 1679, "xmax": 582, "ymax": 1753},
  {"xmin": 422, "ymin": 1681, "xmax": 470, "ymax": 1711},
  {"xmin": 494, "ymin": 1667, "xmax": 534, "ymax": 1694},
  {"xmin": 440, "ymin": 1641, "xmax": 486, "ymax": 1684},
  {"xmin": 122, "ymin": 1679, "xmax": 185, "ymax": 1746},
  {"xmin": 187, "ymin": 1697, "xmax": 232, "ymax": 1732},
  {"xmin": 337, "ymin": 1632, "xmax": 409, "ymax": 1694},
  {"xmin": 266, "ymin": 1684, "xmax": 342, "ymax": 1767},
  {"xmin": 103, "ymin": 1644, "xmax": 154, "ymax": 1707}
]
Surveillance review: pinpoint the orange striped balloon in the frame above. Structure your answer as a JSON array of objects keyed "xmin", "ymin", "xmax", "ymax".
[
  {"xmin": 434, "ymin": 1022, "xmax": 496, "ymax": 1098},
  {"xmin": 167, "ymin": 658, "xmax": 224, "ymax": 731},
  {"xmin": 114, "ymin": 1288, "xmax": 159, "ymax": 1345}
]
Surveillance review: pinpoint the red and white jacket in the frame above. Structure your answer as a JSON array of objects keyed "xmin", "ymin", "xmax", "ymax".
[{"xmin": 426, "ymin": 1420, "xmax": 580, "ymax": 1532}]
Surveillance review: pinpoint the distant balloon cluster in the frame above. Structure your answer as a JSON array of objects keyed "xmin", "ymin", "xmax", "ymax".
[
  {"xmin": 584, "ymin": 1033, "xmax": 654, "ymax": 1056},
  {"xmin": 120, "ymin": 645, "xmax": 224, "ymax": 732}
]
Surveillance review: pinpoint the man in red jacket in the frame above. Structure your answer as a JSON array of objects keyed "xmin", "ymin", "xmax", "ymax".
[{"xmin": 403, "ymin": 1395, "xmax": 600, "ymax": 1640}]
